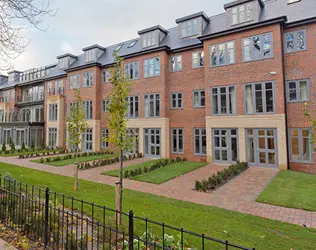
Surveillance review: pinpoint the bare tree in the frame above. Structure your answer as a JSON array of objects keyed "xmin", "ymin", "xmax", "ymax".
[{"xmin": 0, "ymin": 0, "xmax": 56, "ymax": 70}]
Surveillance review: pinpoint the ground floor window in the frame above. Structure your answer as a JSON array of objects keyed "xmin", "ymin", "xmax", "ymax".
[
  {"xmin": 30, "ymin": 127, "xmax": 44, "ymax": 148},
  {"xmin": 194, "ymin": 128, "xmax": 206, "ymax": 155},
  {"xmin": 101, "ymin": 128, "xmax": 109, "ymax": 148},
  {"xmin": 172, "ymin": 128, "xmax": 184, "ymax": 154},
  {"xmin": 82, "ymin": 128, "xmax": 93, "ymax": 152},
  {"xmin": 289, "ymin": 128, "xmax": 312, "ymax": 163},
  {"xmin": 144, "ymin": 128, "xmax": 160, "ymax": 157},
  {"xmin": 246, "ymin": 129, "xmax": 278, "ymax": 167},
  {"xmin": 16, "ymin": 129, "xmax": 26, "ymax": 146},
  {"xmin": 126, "ymin": 128, "xmax": 139, "ymax": 155},
  {"xmin": 2, "ymin": 129, "xmax": 11, "ymax": 144},
  {"xmin": 48, "ymin": 128, "xmax": 57, "ymax": 148},
  {"xmin": 212, "ymin": 129, "xmax": 238, "ymax": 163}
]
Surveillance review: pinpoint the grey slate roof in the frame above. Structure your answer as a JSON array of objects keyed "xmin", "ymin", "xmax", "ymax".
[{"xmin": 11, "ymin": 0, "xmax": 316, "ymax": 82}]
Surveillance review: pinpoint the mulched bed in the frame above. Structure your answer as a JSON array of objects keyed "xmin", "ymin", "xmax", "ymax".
[{"xmin": 0, "ymin": 223, "xmax": 43, "ymax": 250}]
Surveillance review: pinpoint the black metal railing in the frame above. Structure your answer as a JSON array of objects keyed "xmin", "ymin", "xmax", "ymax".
[
  {"xmin": 16, "ymin": 92, "xmax": 44, "ymax": 103},
  {"xmin": 48, "ymin": 87, "xmax": 64, "ymax": 96},
  {"xmin": 0, "ymin": 112, "xmax": 44, "ymax": 123},
  {"xmin": 0, "ymin": 176, "xmax": 255, "ymax": 250}
]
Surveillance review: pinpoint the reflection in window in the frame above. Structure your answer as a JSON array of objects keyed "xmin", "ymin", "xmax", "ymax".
[
  {"xmin": 286, "ymin": 80, "xmax": 309, "ymax": 102},
  {"xmin": 285, "ymin": 30, "xmax": 306, "ymax": 53},
  {"xmin": 243, "ymin": 33, "xmax": 273, "ymax": 61},
  {"xmin": 210, "ymin": 41, "xmax": 235, "ymax": 67}
]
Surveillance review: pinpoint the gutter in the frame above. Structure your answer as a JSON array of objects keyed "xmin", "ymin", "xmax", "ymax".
[
  {"xmin": 199, "ymin": 16, "xmax": 288, "ymax": 41},
  {"xmin": 285, "ymin": 16, "xmax": 316, "ymax": 28}
]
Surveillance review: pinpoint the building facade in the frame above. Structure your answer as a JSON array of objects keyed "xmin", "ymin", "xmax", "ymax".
[{"xmin": 0, "ymin": 0, "xmax": 316, "ymax": 173}]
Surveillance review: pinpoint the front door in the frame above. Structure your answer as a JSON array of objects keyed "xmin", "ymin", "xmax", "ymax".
[
  {"xmin": 246, "ymin": 129, "xmax": 278, "ymax": 168},
  {"xmin": 144, "ymin": 129, "xmax": 161, "ymax": 157}
]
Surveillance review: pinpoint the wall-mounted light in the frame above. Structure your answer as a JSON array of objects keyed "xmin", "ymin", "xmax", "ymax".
[{"xmin": 269, "ymin": 71, "xmax": 277, "ymax": 75}]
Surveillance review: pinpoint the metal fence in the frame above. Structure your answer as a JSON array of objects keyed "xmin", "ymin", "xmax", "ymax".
[{"xmin": 0, "ymin": 176, "xmax": 255, "ymax": 250}]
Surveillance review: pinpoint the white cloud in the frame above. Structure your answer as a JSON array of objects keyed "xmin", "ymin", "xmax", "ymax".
[{"xmin": 61, "ymin": 41, "xmax": 74, "ymax": 53}]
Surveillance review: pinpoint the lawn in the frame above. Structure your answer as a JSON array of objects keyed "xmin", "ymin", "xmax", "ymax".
[
  {"xmin": 256, "ymin": 170, "xmax": 316, "ymax": 212},
  {"xmin": 0, "ymin": 163, "xmax": 316, "ymax": 249},
  {"xmin": 103, "ymin": 160, "xmax": 206, "ymax": 184},
  {"xmin": 32, "ymin": 154, "xmax": 114, "ymax": 166}
]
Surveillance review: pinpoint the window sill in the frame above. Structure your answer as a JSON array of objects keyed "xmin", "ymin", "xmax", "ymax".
[
  {"xmin": 170, "ymin": 69, "xmax": 183, "ymax": 73},
  {"xmin": 210, "ymin": 62, "xmax": 235, "ymax": 68},
  {"xmin": 171, "ymin": 151, "xmax": 184, "ymax": 155},
  {"xmin": 245, "ymin": 112, "xmax": 275, "ymax": 115},
  {"xmin": 193, "ymin": 106, "xmax": 205, "ymax": 109},
  {"xmin": 82, "ymin": 85, "xmax": 94, "ymax": 88},
  {"xmin": 242, "ymin": 56, "xmax": 274, "ymax": 63},
  {"xmin": 192, "ymin": 66, "xmax": 204, "ymax": 69},
  {"xmin": 287, "ymin": 100, "xmax": 310, "ymax": 103},
  {"xmin": 289, "ymin": 160, "xmax": 313, "ymax": 164},
  {"xmin": 144, "ymin": 75, "xmax": 161, "ymax": 79},
  {"xmin": 211, "ymin": 113, "xmax": 237, "ymax": 116},
  {"xmin": 285, "ymin": 48, "xmax": 308, "ymax": 54},
  {"xmin": 194, "ymin": 154, "xmax": 207, "ymax": 157},
  {"xmin": 170, "ymin": 107, "xmax": 184, "ymax": 110}
]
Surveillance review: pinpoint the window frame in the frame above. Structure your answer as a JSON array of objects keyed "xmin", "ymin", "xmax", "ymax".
[
  {"xmin": 82, "ymin": 72, "xmax": 94, "ymax": 88},
  {"xmin": 82, "ymin": 100, "xmax": 93, "ymax": 119},
  {"xmin": 171, "ymin": 128, "xmax": 184, "ymax": 154},
  {"xmin": 48, "ymin": 127, "xmax": 57, "ymax": 148},
  {"xmin": 128, "ymin": 40, "xmax": 137, "ymax": 48},
  {"xmin": 102, "ymin": 69, "xmax": 111, "ymax": 83},
  {"xmin": 101, "ymin": 128, "xmax": 109, "ymax": 148},
  {"xmin": 286, "ymin": 79, "xmax": 310, "ymax": 102},
  {"xmin": 192, "ymin": 90, "xmax": 205, "ymax": 108},
  {"xmin": 126, "ymin": 96, "xmax": 139, "ymax": 118},
  {"xmin": 231, "ymin": 3, "xmax": 253, "ymax": 26},
  {"xmin": 85, "ymin": 49, "xmax": 96, "ymax": 62},
  {"xmin": 243, "ymin": 81, "xmax": 275, "ymax": 115},
  {"xmin": 211, "ymin": 85, "xmax": 237, "ymax": 116},
  {"xmin": 101, "ymin": 99, "xmax": 109, "ymax": 113},
  {"xmin": 124, "ymin": 61, "xmax": 139, "ymax": 80},
  {"xmin": 194, "ymin": 128, "xmax": 207, "ymax": 155},
  {"xmin": 192, "ymin": 51, "xmax": 204, "ymax": 68},
  {"xmin": 143, "ymin": 57, "xmax": 160, "ymax": 78},
  {"xmin": 170, "ymin": 92, "xmax": 184, "ymax": 109},
  {"xmin": 288, "ymin": 128, "xmax": 313, "ymax": 163},
  {"xmin": 170, "ymin": 55, "xmax": 182, "ymax": 72},
  {"xmin": 70, "ymin": 74, "xmax": 80, "ymax": 89},
  {"xmin": 284, "ymin": 29, "xmax": 307, "ymax": 53},
  {"xmin": 242, "ymin": 32, "xmax": 274, "ymax": 62},
  {"xmin": 48, "ymin": 104, "xmax": 58, "ymax": 121},
  {"xmin": 144, "ymin": 93, "xmax": 160, "ymax": 118},
  {"xmin": 181, "ymin": 18, "xmax": 199, "ymax": 38},
  {"xmin": 210, "ymin": 41, "xmax": 236, "ymax": 67}
]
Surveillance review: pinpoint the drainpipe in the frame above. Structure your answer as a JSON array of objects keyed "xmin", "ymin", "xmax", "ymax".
[{"xmin": 281, "ymin": 24, "xmax": 290, "ymax": 170}]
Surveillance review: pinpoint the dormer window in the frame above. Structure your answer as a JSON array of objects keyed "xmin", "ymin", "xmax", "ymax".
[
  {"xmin": 85, "ymin": 49, "xmax": 96, "ymax": 62},
  {"xmin": 142, "ymin": 32, "xmax": 156, "ymax": 48},
  {"xmin": 231, "ymin": 3, "xmax": 252, "ymax": 25},
  {"xmin": 8, "ymin": 74, "xmax": 14, "ymax": 82},
  {"xmin": 59, "ymin": 57, "xmax": 69, "ymax": 69},
  {"xmin": 138, "ymin": 25, "xmax": 168, "ymax": 49},
  {"xmin": 181, "ymin": 18, "xmax": 198, "ymax": 38}
]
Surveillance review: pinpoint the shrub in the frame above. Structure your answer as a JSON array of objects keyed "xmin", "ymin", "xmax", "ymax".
[
  {"xmin": 2, "ymin": 141, "xmax": 6, "ymax": 152},
  {"xmin": 21, "ymin": 141, "xmax": 26, "ymax": 151},
  {"xmin": 40, "ymin": 158, "xmax": 44, "ymax": 163},
  {"xmin": 124, "ymin": 170, "xmax": 129, "ymax": 178}
]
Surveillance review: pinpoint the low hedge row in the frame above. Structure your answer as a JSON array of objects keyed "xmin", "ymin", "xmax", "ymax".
[
  {"xmin": 39, "ymin": 150, "xmax": 114, "ymax": 163},
  {"xmin": 125, "ymin": 157, "xmax": 187, "ymax": 178},
  {"xmin": 78, "ymin": 153, "xmax": 143, "ymax": 170},
  {"xmin": 195, "ymin": 162, "xmax": 248, "ymax": 192},
  {"xmin": 18, "ymin": 149, "xmax": 68, "ymax": 159}
]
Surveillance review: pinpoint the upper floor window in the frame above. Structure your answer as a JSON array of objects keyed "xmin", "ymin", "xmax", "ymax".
[
  {"xmin": 170, "ymin": 55, "xmax": 182, "ymax": 72},
  {"xmin": 128, "ymin": 40, "xmax": 137, "ymax": 48},
  {"xmin": 210, "ymin": 41, "xmax": 235, "ymax": 67},
  {"xmin": 289, "ymin": 128, "xmax": 312, "ymax": 163},
  {"xmin": 231, "ymin": 3, "xmax": 253, "ymax": 25},
  {"xmin": 102, "ymin": 70, "xmax": 111, "ymax": 83},
  {"xmin": 144, "ymin": 94, "xmax": 160, "ymax": 118},
  {"xmin": 55, "ymin": 80, "xmax": 63, "ymax": 90},
  {"xmin": 193, "ymin": 90, "xmax": 205, "ymax": 108},
  {"xmin": 144, "ymin": 57, "xmax": 160, "ymax": 77},
  {"xmin": 127, "ymin": 96, "xmax": 139, "ymax": 118},
  {"xmin": 47, "ymin": 81, "xmax": 52, "ymax": 93},
  {"xmin": 285, "ymin": 30, "xmax": 307, "ymax": 53},
  {"xmin": 70, "ymin": 74, "xmax": 80, "ymax": 89},
  {"xmin": 69, "ymin": 102, "xmax": 78, "ymax": 118},
  {"xmin": 101, "ymin": 128, "xmax": 109, "ymax": 148},
  {"xmin": 243, "ymin": 33, "xmax": 273, "ymax": 62},
  {"xmin": 286, "ymin": 79, "xmax": 309, "ymax": 102},
  {"xmin": 48, "ymin": 104, "xmax": 58, "ymax": 121},
  {"xmin": 142, "ymin": 32, "xmax": 156, "ymax": 48},
  {"xmin": 83, "ymin": 72, "xmax": 94, "ymax": 87},
  {"xmin": 59, "ymin": 57, "xmax": 68, "ymax": 69},
  {"xmin": 85, "ymin": 49, "xmax": 96, "ymax": 62},
  {"xmin": 181, "ymin": 18, "xmax": 198, "ymax": 38},
  {"xmin": 211, "ymin": 86, "xmax": 236, "ymax": 115},
  {"xmin": 244, "ymin": 82, "xmax": 275, "ymax": 114},
  {"xmin": 82, "ymin": 100, "xmax": 93, "ymax": 119},
  {"xmin": 171, "ymin": 92, "xmax": 183, "ymax": 109},
  {"xmin": 192, "ymin": 52, "xmax": 204, "ymax": 68},
  {"xmin": 102, "ymin": 99, "xmax": 109, "ymax": 112},
  {"xmin": 124, "ymin": 62, "xmax": 139, "ymax": 80}
]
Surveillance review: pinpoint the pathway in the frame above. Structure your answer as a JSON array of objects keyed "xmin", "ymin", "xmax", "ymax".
[{"xmin": 1, "ymin": 156, "xmax": 316, "ymax": 228}]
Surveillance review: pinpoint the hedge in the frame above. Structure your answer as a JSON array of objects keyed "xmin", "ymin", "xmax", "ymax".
[
  {"xmin": 195, "ymin": 162, "xmax": 248, "ymax": 192},
  {"xmin": 78, "ymin": 153, "xmax": 143, "ymax": 170},
  {"xmin": 125, "ymin": 157, "xmax": 187, "ymax": 178},
  {"xmin": 18, "ymin": 149, "xmax": 68, "ymax": 159},
  {"xmin": 38, "ymin": 150, "xmax": 114, "ymax": 163}
]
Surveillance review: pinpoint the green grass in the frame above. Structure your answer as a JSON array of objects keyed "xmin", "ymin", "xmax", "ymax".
[
  {"xmin": 257, "ymin": 170, "xmax": 316, "ymax": 211},
  {"xmin": 103, "ymin": 160, "xmax": 206, "ymax": 184},
  {"xmin": 32, "ymin": 154, "xmax": 114, "ymax": 166},
  {"xmin": 0, "ymin": 163, "xmax": 315, "ymax": 249}
]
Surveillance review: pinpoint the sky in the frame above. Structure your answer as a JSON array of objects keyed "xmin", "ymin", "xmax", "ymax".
[{"xmin": 9, "ymin": 0, "xmax": 231, "ymax": 72}]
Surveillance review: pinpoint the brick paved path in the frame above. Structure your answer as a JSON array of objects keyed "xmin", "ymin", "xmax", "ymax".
[{"xmin": 1, "ymin": 156, "xmax": 316, "ymax": 228}]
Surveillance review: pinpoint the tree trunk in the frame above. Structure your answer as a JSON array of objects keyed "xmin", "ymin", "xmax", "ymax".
[
  {"xmin": 119, "ymin": 149, "xmax": 123, "ymax": 225},
  {"xmin": 74, "ymin": 147, "xmax": 79, "ymax": 191}
]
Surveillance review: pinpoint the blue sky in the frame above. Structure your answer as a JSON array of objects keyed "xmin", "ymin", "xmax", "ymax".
[{"xmin": 10, "ymin": 0, "xmax": 231, "ymax": 71}]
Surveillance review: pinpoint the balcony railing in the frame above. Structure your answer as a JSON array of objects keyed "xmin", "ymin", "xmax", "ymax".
[
  {"xmin": 16, "ymin": 92, "xmax": 44, "ymax": 104},
  {"xmin": 48, "ymin": 87, "xmax": 64, "ymax": 96},
  {"xmin": 0, "ymin": 97, "xmax": 10, "ymax": 103},
  {"xmin": 0, "ymin": 112, "xmax": 44, "ymax": 123}
]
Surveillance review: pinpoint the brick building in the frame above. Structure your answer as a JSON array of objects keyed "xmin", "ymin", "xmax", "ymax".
[{"xmin": 0, "ymin": 0, "xmax": 315, "ymax": 173}]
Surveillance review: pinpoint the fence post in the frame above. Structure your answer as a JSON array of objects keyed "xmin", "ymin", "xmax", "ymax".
[
  {"xmin": 128, "ymin": 210, "xmax": 134, "ymax": 250},
  {"xmin": 44, "ymin": 187, "xmax": 49, "ymax": 248}
]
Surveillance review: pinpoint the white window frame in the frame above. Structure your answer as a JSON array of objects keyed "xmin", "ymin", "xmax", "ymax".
[
  {"xmin": 48, "ymin": 128, "xmax": 57, "ymax": 148},
  {"xmin": 85, "ymin": 49, "xmax": 96, "ymax": 62},
  {"xmin": 82, "ymin": 100, "xmax": 93, "ymax": 119},
  {"xmin": 102, "ymin": 99, "xmax": 109, "ymax": 113},
  {"xmin": 181, "ymin": 18, "xmax": 199, "ymax": 38},
  {"xmin": 231, "ymin": 3, "xmax": 253, "ymax": 26},
  {"xmin": 101, "ymin": 128, "xmax": 109, "ymax": 148}
]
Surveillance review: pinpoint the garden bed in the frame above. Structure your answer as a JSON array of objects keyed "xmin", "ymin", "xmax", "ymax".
[
  {"xmin": 103, "ymin": 157, "xmax": 206, "ymax": 184},
  {"xmin": 195, "ymin": 162, "xmax": 248, "ymax": 192}
]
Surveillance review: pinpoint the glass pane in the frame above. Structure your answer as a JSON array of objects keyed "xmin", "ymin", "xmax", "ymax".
[
  {"xmin": 259, "ymin": 137, "xmax": 266, "ymax": 149},
  {"xmin": 221, "ymin": 136, "xmax": 227, "ymax": 148},
  {"xmin": 253, "ymin": 36, "xmax": 261, "ymax": 59},
  {"xmin": 268, "ymin": 153, "xmax": 275, "ymax": 164},
  {"xmin": 302, "ymin": 129, "xmax": 309, "ymax": 137},
  {"xmin": 231, "ymin": 137, "xmax": 238, "ymax": 161},
  {"xmin": 297, "ymin": 30, "xmax": 305, "ymax": 51},
  {"xmin": 258, "ymin": 130, "xmax": 265, "ymax": 136},
  {"xmin": 286, "ymin": 33, "xmax": 295, "ymax": 52},
  {"xmin": 212, "ymin": 91, "xmax": 218, "ymax": 114},
  {"xmin": 266, "ymin": 89, "xmax": 274, "ymax": 112},
  {"xmin": 300, "ymin": 81, "xmax": 308, "ymax": 101},
  {"xmin": 289, "ymin": 81, "xmax": 297, "ymax": 100},
  {"xmin": 302, "ymin": 137, "xmax": 311, "ymax": 161},
  {"xmin": 222, "ymin": 150, "xmax": 228, "ymax": 161},
  {"xmin": 247, "ymin": 129, "xmax": 253, "ymax": 135},
  {"xmin": 267, "ymin": 137, "xmax": 275, "ymax": 150},
  {"xmin": 259, "ymin": 152, "xmax": 266, "ymax": 164},
  {"xmin": 215, "ymin": 150, "xmax": 220, "ymax": 160},
  {"xmin": 245, "ymin": 85, "xmax": 253, "ymax": 113},
  {"xmin": 247, "ymin": 138, "xmax": 255, "ymax": 163},
  {"xmin": 211, "ymin": 45, "xmax": 217, "ymax": 66},
  {"xmin": 291, "ymin": 138, "xmax": 299, "ymax": 161},
  {"xmin": 263, "ymin": 34, "xmax": 272, "ymax": 58},
  {"xmin": 291, "ymin": 129, "xmax": 299, "ymax": 137},
  {"xmin": 214, "ymin": 137, "xmax": 220, "ymax": 147},
  {"xmin": 255, "ymin": 90, "xmax": 263, "ymax": 113}
]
